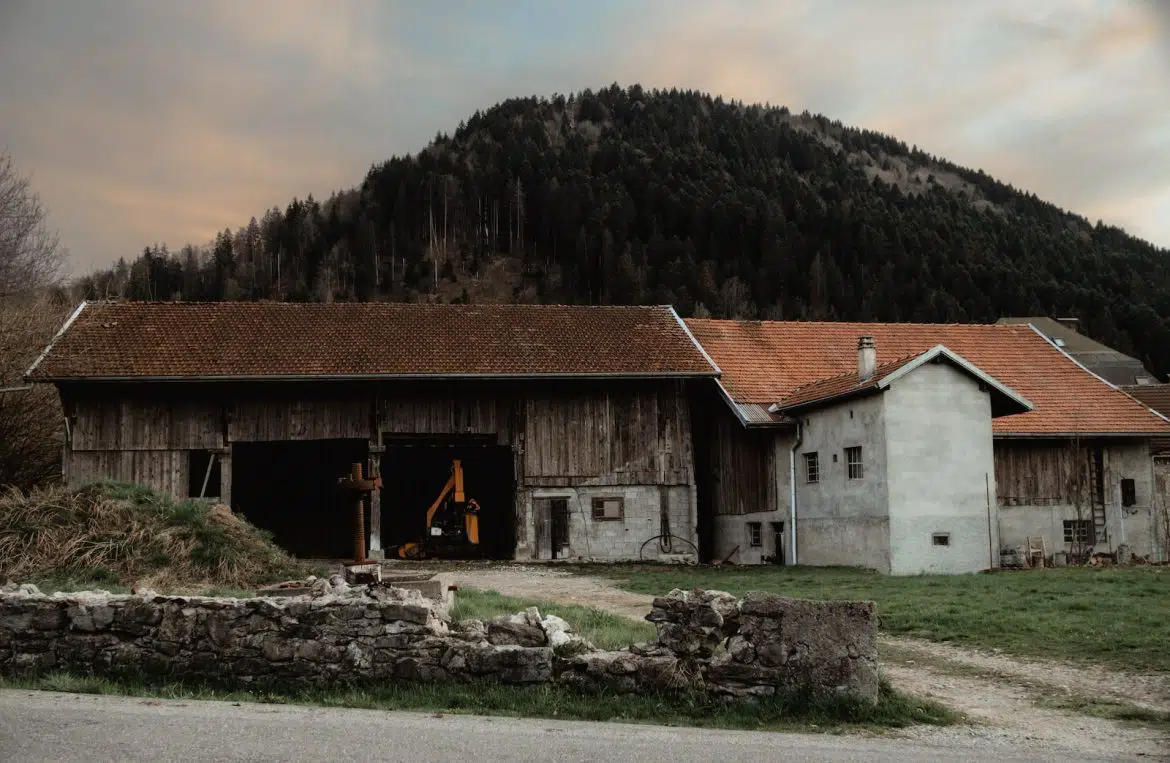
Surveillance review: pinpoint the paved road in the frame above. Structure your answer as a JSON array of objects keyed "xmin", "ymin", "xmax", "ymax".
[{"xmin": 0, "ymin": 690, "xmax": 1140, "ymax": 762}]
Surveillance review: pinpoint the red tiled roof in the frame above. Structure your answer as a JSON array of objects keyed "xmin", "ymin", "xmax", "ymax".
[
  {"xmin": 26, "ymin": 301, "xmax": 719, "ymax": 381},
  {"xmin": 776, "ymin": 353, "xmax": 922, "ymax": 410},
  {"xmin": 686, "ymin": 319, "xmax": 1170, "ymax": 436}
]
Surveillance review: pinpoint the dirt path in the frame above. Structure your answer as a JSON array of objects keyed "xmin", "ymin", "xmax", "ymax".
[{"xmin": 425, "ymin": 564, "xmax": 1170, "ymax": 761}]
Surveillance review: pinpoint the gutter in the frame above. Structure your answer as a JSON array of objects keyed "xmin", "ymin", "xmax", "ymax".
[
  {"xmin": 788, "ymin": 419, "xmax": 802, "ymax": 566},
  {"xmin": 0, "ymin": 386, "xmax": 33, "ymax": 394},
  {"xmin": 23, "ymin": 300, "xmax": 88, "ymax": 381},
  {"xmin": 27, "ymin": 370, "xmax": 719, "ymax": 384}
]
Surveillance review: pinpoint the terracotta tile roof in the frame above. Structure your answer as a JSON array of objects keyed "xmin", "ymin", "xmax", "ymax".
[
  {"xmin": 776, "ymin": 353, "xmax": 922, "ymax": 410},
  {"xmin": 686, "ymin": 319, "xmax": 1170, "ymax": 436},
  {"xmin": 1120, "ymin": 385, "xmax": 1170, "ymax": 452},
  {"xmin": 26, "ymin": 301, "xmax": 719, "ymax": 381}
]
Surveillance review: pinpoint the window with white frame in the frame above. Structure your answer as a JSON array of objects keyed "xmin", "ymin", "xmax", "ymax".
[
  {"xmin": 804, "ymin": 452, "xmax": 819, "ymax": 483},
  {"xmin": 845, "ymin": 446, "xmax": 864, "ymax": 479},
  {"xmin": 747, "ymin": 522, "xmax": 763, "ymax": 547}
]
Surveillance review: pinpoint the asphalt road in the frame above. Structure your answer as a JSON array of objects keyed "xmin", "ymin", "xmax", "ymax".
[{"xmin": 0, "ymin": 690, "xmax": 1131, "ymax": 763}]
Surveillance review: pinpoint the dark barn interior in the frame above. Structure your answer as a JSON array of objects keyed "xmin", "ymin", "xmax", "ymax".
[
  {"xmin": 379, "ymin": 435, "xmax": 516, "ymax": 559},
  {"xmin": 231, "ymin": 438, "xmax": 370, "ymax": 559}
]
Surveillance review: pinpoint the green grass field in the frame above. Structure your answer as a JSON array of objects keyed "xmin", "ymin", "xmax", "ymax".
[{"xmin": 590, "ymin": 565, "xmax": 1169, "ymax": 672}]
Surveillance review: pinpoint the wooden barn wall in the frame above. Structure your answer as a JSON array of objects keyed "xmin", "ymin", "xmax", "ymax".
[
  {"xmin": 70, "ymin": 398, "xmax": 221, "ymax": 451},
  {"xmin": 378, "ymin": 394, "xmax": 511, "ymax": 443},
  {"xmin": 59, "ymin": 378, "xmax": 698, "ymax": 488},
  {"xmin": 993, "ymin": 439, "xmax": 1101, "ymax": 506},
  {"xmin": 66, "ymin": 450, "xmax": 186, "ymax": 497},
  {"xmin": 229, "ymin": 396, "xmax": 370, "ymax": 442},
  {"xmin": 521, "ymin": 383, "xmax": 693, "ymax": 485},
  {"xmin": 710, "ymin": 410, "xmax": 776, "ymax": 516}
]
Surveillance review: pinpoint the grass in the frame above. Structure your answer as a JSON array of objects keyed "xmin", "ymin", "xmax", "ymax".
[
  {"xmin": 586, "ymin": 564, "xmax": 1170, "ymax": 672},
  {"xmin": 451, "ymin": 587, "xmax": 656, "ymax": 649},
  {"xmin": 0, "ymin": 481, "xmax": 312, "ymax": 589},
  {"xmin": 1036, "ymin": 695, "xmax": 1170, "ymax": 731},
  {"xmin": 0, "ymin": 672, "xmax": 958, "ymax": 732}
]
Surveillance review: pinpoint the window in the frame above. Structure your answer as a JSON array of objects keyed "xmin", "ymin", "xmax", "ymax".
[
  {"xmin": 1063, "ymin": 520, "xmax": 1096, "ymax": 545},
  {"xmin": 747, "ymin": 522, "xmax": 763, "ymax": 547},
  {"xmin": 932, "ymin": 533, "xmax": 951, "ymax": 547},
  {"xmin": 591, "ymin": 497, "xmax": 624, "ymax": 522},
  {"xmin": 845, "ymin": 446, "xmax": 864, "ymax": 479},
  {"xmin": 1121, "ymin": 478, "xmax": 1137, "ymax": 507},
  {"xmin": 804, "ymin": 452, "xmax": 820, "ymax": 483},
  {"xmin": 187, "ymin": 450, "xmax": 220, "ymax": 498}
]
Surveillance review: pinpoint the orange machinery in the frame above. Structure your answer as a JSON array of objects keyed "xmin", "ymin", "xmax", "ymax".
[{"xmin": 394, "ymin": 458, "xmax": 481, "ymax": 559}]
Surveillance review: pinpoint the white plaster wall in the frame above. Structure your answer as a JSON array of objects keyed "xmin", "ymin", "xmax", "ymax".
[
  {"xmin": 792, "ymin": 394, "xmax": 892, "ymax": 572},
  {"xmin": 713, "ymin": 510, "xmax": 787, "ymax": 565},
  {"xmin": 517, "ymin": 485, "xmax": 696, "ymax": 561},
  {"xmin": 997, "ymin": 440, "xmax": 1158, "ymax": 560},
  {"xmin": 883, "ymin": 363, "xmax": 998, "ymax": 575}
]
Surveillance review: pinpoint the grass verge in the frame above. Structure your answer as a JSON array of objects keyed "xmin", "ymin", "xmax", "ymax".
[
  {"xmin": 0, "ymin": 672, "xmax": 958, "ymax": 732},
  {"xmin": 1035, "ymin": 695, "xmax": 1170, "ymax": 731},
  {"xmin": 589, "ymin": 564, "xmax": 1170, "ymax": 672},
  {"xmin": 451, "ymin": 588, "xmax": 655, "ymax": 649}
]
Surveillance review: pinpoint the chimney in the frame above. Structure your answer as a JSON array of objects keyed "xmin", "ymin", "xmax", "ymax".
[{"xmin": 857, "ymin": 336, "xmax": 877, "ymax": 383}]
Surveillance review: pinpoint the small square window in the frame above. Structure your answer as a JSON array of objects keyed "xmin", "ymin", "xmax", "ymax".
[
  {"xmin": 932, "ymin": 533, "xmax": 950, "ymax": 547},
  {"xmin": 1063, "ymin": 520, "xmax": 1095, "ymax": 545},
  {"xmin": 591, "ymin": 497, "xmax": 624, "ymax": 522},
  {"xmin": 188, "ymin": 450, "xmax": 220, "ymax": 498},
  {"xmin": 845, "ymin": 446, "xmax": 864, "ymax": 480},
  {"xmin": 804, "ymin": 452, "xmax": 819, "ymax": 483},
  {"xmin": 1121, "ymin": 478, "xmax": 1136, "ymax": 507},
  {"xmin": 747, "ymin": 522, "xmax": 763, "ymax": 547}
]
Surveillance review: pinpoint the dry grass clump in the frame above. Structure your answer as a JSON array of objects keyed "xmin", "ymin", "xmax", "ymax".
[{"xmin": 0, "ymin": 481, "xmax": 307, "ymax": 589}]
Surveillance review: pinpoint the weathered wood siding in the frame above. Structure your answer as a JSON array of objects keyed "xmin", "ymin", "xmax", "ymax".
[
  {"xmin": 66, "ymin": 450, "xmax": 187, "ymax": 496},
  {"xmin": 710, "ymin": 410, "xmax": 777, "ymax": 516},
  {"xmin": 70, "ymin": 399, "xmax": 221, "ymax": 451},
  {"xmin": 522, "ymin": 385, "xmax": 692, "ymax": 485},
  {"xmin": 378, "ymin": 395, "xmax": 511, "ymax": 443},
  {"xmin": 230, "ymin": 396, "xmax": 370, "ymax": 442},
  {"xmin": 993, "ymin": 440, "xmax": 1098, "ymax": 506}
]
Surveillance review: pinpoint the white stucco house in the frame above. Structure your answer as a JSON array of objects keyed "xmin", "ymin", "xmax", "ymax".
[{"xmin": 686, "ymin": 319, "xmax": 1170, "ymax": 574}]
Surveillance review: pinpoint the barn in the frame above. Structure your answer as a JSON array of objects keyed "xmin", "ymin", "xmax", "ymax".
[{"xmin": 23, "ymin": 301, "xmax": 718, "ymax": 562}]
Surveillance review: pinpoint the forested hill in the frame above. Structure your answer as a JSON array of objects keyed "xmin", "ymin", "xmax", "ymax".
[{"xmin": 77, "ymin": 84, "xmax": 1170, "ymax": 377}]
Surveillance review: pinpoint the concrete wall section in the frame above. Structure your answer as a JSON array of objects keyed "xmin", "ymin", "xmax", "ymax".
[
  {"xmin": 792, "ymin": 394, "xmax": 891, "ymax": 571},
  {"xmin": 520, "ymin": 485, "xmax": 696, "ymax": 562},
  {"xmin": 884, "ymin": 363, "xmax": 998, "ymax": 574}
]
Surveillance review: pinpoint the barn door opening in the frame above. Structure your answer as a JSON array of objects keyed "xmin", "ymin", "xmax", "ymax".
[
  {"xmin": 379, "ymin": 435, "xmax": 516, "ymax": 559},
  {"xmin": 231, "ymin": 438, "xmax": 370, "ymax": 559}
]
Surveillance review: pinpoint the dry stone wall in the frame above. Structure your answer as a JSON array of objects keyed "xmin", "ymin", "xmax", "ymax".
[{"xmin": 0, "ymin": 582, "xmax": 878, "ymax": 701}]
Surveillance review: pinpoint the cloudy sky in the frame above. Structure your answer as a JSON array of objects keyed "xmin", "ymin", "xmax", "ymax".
[{"xmin": 1, "ymin": 0, "xmax": 1168, "ymax": 276}]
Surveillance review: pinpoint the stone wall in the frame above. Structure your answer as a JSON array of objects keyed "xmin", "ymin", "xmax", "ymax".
[{"xmin": 0, "ymin": 582, "xmax": 878, "ymax": 701}]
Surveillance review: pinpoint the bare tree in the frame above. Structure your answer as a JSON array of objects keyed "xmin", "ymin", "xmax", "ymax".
[
  {"xmin": 0, "ymin": 294, "xmax": 69, "ymax": 489},
  {"xmin": 0, "ymin": 150, "xmax": 67, "ymax": 297}
]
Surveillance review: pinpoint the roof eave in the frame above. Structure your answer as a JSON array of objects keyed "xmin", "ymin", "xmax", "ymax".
[
  {"xmin": 22, "ymin": 300, "xmax": 88, "ymax": 382},
  {"xmin": 993, "ymin": 431, "xmax": 1170, "ymax": 439},
  {"xmin": 33, "ymin": 370, "xmax": 719, "ymax": 384},
  {"xmin": 769, "ymin": 385, "xmax": 882, "ymax": 416}
]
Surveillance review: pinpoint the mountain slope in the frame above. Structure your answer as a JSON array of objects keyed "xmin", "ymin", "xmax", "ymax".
[{"xmin": 78, "ymin": 84, "xmax": 1170, "ymax": 377}]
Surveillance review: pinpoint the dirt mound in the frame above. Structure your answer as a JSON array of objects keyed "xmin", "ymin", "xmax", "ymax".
[{"xmin": 0, "ymin": 481, "xmax": 306, "ymax": 588}]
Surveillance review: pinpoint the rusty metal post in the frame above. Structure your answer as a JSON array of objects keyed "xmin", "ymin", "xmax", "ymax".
[{"xmin": 352, "ymin": 462, "xmax": 366, "ymax": 564}]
